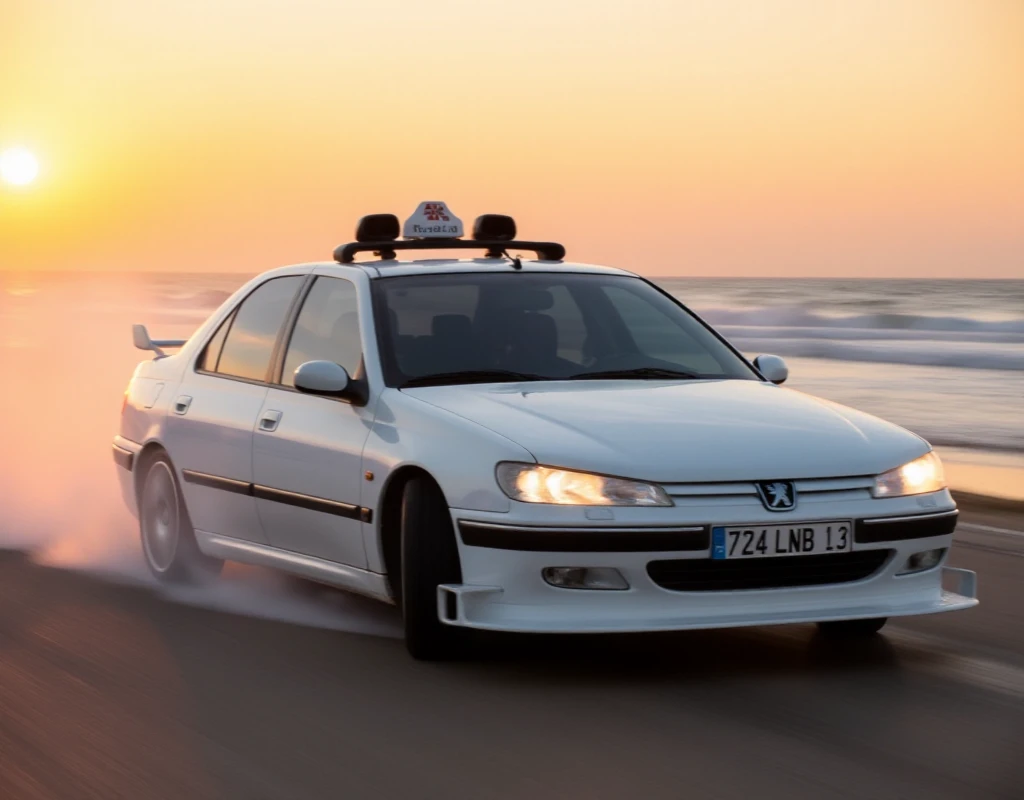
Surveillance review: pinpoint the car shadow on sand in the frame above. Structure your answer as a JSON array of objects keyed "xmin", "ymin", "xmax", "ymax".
[{"xmin": 447, "ymin": 624, "xmax": 904, "ymax": 684}]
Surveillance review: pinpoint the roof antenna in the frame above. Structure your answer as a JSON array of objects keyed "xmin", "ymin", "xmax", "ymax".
[{"xmin": 502, "ymin": 250, "xmax": 523, "ymax": 270}]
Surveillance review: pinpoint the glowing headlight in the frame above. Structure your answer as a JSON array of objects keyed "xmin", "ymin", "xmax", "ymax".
[
  {"xmin": 495, "ymin": 463, "xmax": 673, "ymax": 506},
  {"xmin": 873, "ymin": 452, "xmax": 946, "ymax": 498}
]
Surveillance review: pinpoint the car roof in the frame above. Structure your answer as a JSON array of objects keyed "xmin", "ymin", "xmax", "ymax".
[{"xmin": 300, "ymin": 258, "xmax": 637, "ymax": 280}]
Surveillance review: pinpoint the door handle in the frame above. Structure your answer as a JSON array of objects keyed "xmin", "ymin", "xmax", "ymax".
[
  {"xmin": 258, "ymin": 410, "xmax": 282, "ymax": 432},
  {"xmin": 173, "ymin": 395, "xmax": 192, "ymax": 415}
]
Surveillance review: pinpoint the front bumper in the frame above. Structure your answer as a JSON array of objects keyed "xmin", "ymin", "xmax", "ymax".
[
  {"xmin": 440, "ymin": 497, "xmax": 978, "ymax": 633},
  {"xmin": 438, "ymin": 566, "xmax": 977, "ymax": 633}
]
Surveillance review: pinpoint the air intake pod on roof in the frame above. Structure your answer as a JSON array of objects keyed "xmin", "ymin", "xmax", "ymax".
[
  {"xmin": 355, "ymin": 214, "xmax": 400, "ymax": 242},
  {"xmin": 473, "ymin": 214, "xmax": 516, "ymax": 242}
]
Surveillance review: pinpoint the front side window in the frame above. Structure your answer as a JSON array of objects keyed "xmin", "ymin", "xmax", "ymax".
[
  {"xmin": 216, "ymin": 276, "xmax": 303, "ymax": 381},
  {"xmin": 281, "ymin": 276, "xmax": 362, "ymax": 385},
  {"xmin": 372, "ymin": 273, "xmax": 756, "ymax": 386}
]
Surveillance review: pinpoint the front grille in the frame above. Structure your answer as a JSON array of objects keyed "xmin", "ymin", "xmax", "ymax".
[
  {"xmin": 647, "ymin": 550, "xmax": 893, "ymax": 592},
  {"xmin": 660, "ymin": 476, "xmax": 875, "ymax": 510}
]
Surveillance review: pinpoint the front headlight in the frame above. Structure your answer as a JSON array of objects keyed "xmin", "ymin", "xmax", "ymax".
[
  {"xmin": 495, "ymin": 463, "xmax": 673, "ymax": 506},
  {"xmin": 873, "ymin": 451, "xmax": 946, "ymax": 498}
]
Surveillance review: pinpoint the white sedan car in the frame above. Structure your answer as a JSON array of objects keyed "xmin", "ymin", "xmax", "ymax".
[{"xmin": 114, "ymin": 203, "xmax": 977, "ymax": 659}]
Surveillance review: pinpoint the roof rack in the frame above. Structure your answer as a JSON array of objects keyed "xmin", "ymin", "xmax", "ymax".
[
  {"xmin": 334, "ymin": 238, "xmax": 566, "ymax": 264},
  {"xmin": 333, "ymin": 208, "xmax": 566, "ymax": 264}
]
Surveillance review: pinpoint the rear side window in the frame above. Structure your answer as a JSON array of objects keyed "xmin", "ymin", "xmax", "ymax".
[
  {"xmin": 216, "ymin": 276, "xmax": 303, "ymax": 381},
  {"xmin": 281, "ymin": 276, "xmax": 362, "ymax": 385},
  {"xmin": 197, "ymin": 310, "xmax": 235, "ymax": 373}
]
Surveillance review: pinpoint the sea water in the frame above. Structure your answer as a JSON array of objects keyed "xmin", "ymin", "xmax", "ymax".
[{"xmin": 2, "ymin": 272, "xmax": 1021, "ymax": 498}]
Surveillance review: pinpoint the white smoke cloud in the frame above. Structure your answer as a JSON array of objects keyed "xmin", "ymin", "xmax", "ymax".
[{"xmin": 0, "ymin": 272, "xmax": 401, "ymax": 637}]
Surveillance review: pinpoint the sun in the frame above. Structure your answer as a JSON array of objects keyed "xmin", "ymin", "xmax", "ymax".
[{"xmin": 0, "ymin": 147, "xmax": 40, "ymax": 187}]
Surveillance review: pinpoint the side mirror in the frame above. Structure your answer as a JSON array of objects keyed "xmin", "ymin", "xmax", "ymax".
[
  {"xmin": 754, "ymin": 354, "xmax": 789, "ymax": 385},
  {"xmin": 294, "ymin": 360, "xmax": 352, "ymax": 398}
]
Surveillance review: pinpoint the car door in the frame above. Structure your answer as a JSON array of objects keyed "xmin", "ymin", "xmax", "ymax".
[
  {"xmin": 251, "ymin": 272, "xmax": 375, "ymax": 567},
  {"xmin": 167, "ymin": 274, "xmax": 306, "ymax": 544}
]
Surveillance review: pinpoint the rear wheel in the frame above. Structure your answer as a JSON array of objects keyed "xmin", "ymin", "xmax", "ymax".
[
  {"xmin": 816, "ymin": 617, "xmax": 888, "ymax": 638},
  {"xmin": 139, "ymin": 452, "xmax": 223, "ymax": 583},
  {"xmin": 400, "ymin": 476, "xmax": 464, "ymax": 660}
]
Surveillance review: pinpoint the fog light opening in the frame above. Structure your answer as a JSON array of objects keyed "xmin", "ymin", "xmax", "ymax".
[
  {"xmin": 542, "ymin": 567, "xmax": 629, "ymax": 591},
  {"xmin": 898, "ymin": 548, "xmax": 946, "ymax": 575},
  {"xmin": 442, "ymin": 589, "xmax": 458, "ymax": 621}
]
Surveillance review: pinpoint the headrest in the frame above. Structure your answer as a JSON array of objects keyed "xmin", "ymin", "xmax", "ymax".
[
  {"xmin": 521, "ymin": 313, "xmax": 557, "ymax": 341},
  {"xmin": 512, "ymin": 313, "xmax": 557, "ymax": 358},
  {"xmin": 496, "ymin": 288, "xmax": 554, "ymax": 312},
  {"xmin": 432, "ymin": 314, "xmax": 473, "ymax": 339}
]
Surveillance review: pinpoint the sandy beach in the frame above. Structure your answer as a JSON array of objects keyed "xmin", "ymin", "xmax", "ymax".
[{"xmin": 1, "ymin": 496, "xmax": 1022, "ymax": 799}]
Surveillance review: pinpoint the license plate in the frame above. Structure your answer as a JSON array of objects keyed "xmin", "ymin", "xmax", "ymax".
[{"xmin": 711, "ymin": 521, "xmax": 852, "ymax": 560}]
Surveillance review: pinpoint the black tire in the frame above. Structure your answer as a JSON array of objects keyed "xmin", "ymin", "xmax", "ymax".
[
  {"xmin": 138, "ymin": 451, "xmax": 223, "ymax": 583},
  {"xmin": 816, "ymin": 617, "xmax": 888, "ymax": 638},
  {"xmin": 400, "ymin": 476, "xmax": 464, "ymax": 660}
]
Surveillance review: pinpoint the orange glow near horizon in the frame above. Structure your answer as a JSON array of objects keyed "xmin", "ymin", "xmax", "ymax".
[{"xmin": 1, "ymin": 0, "xmax": 1022, "ymax": 277}]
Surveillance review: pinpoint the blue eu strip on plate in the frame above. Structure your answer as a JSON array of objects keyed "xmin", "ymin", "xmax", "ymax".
[{"xmin": 712, "ymin": 526, "xmax": 727, "ymax": 560}]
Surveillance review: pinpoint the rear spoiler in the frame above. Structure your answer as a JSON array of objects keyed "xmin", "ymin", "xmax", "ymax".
[{"xmin": 132, "ymin": 324, "xmax": 186, "ymax": 359}]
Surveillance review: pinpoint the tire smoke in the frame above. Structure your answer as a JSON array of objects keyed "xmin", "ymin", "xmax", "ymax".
[{"xmin": 0, "ymin": 272, "xmax": 401, "ymax": 638}]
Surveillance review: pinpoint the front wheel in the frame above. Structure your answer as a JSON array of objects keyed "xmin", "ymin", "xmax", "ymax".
[
  {"xmin": 139, "ymin": 452, "xmax": 223, "ymax": 583},
  {"xmin": 816, "ymin": 617, "xmax": 888, "ymax": 638},
  {"xmin": 400, "ymin": 476, "xmax": 464, "ymax": 660}
]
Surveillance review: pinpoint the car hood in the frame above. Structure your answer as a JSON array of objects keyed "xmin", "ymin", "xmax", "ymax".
[{"xmin": 402, "ymin": 380, "xmax": 929, "ymax": 483}]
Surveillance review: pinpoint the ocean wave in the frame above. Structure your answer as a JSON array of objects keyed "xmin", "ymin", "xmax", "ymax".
[
  {"xmin": 694, "ymin": 305, "xmax": 1024, "ymax": 334},
  {"xmin": 732, "ymin": 337, "xmax": 1024, "ymax": 371},
  {"xmin": 155, "ymin": 289, "xmax": 234, "ymax": 309},
  {"xmin": 719, "ymin": 325, "xmax": 1024, "ymax": 344},
  {"xmin": 929, "ymin": 437, "xmax": 1024, "ymax": 455}
]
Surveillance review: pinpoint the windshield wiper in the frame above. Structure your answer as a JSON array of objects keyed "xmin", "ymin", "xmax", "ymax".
[
  {"xmin": 567, "ymin": 367, "xmax": 702, "ymax": 381},
  {"xmin": 400, "ymin": 369, "xmax": 550, "ymax": 388}
]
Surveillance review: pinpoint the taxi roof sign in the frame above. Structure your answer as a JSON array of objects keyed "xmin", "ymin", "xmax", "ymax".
[{"xmin": 403, "ymin": 201, "xmax": 464, "ymax": 239}]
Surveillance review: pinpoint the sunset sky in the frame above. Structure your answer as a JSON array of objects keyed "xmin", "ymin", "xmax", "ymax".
[{"xmin": 1, "ymin": 0, "xmax": 1022, "ymax": 277}]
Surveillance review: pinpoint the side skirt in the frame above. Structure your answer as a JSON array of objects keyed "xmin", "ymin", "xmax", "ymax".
[{"xmin": 194, "ymin": 530, "xmax": 395, "ymax": 605}]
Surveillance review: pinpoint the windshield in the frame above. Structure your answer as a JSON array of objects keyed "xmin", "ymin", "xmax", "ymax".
[{"xmin": 372, "ymin": 272, "xmax": 757, "ymax": 387}]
